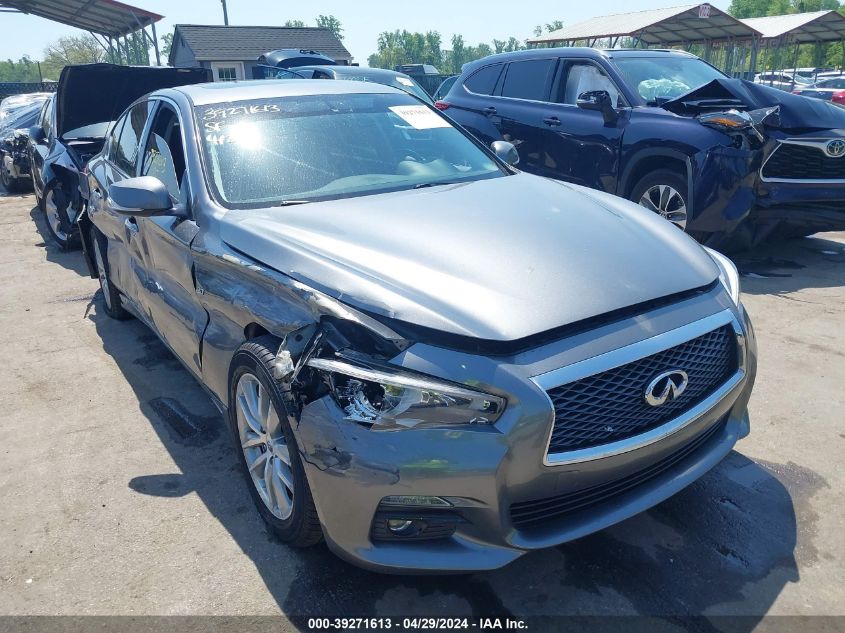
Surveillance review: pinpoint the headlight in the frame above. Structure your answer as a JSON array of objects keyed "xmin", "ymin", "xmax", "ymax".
[
  {"xmin": 307, "ymin": 357, "xmax": 505, "ymax": 430},
  {"xmin": 704, "ymin": 246, "xmax": 741, "ymax": 306}
]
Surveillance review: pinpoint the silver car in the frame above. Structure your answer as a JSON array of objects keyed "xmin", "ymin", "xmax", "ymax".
[{"xmin": 79, "ymin": 80, "xmax": 757, "ymax": 573}]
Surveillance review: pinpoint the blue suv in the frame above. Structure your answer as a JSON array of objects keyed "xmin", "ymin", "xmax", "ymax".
[{"xmin": 439, "ymin": 48, "xmax": 845, "ymax": 248}]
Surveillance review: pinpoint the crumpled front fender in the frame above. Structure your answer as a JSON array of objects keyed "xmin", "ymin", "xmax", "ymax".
[{"xmin": 689, "ymin": 144, "xmax": 761, "ymax": 233}]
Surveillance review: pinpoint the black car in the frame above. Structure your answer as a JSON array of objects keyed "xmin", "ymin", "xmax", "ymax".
[
  {"xmin": 0, "ymin": 102, "xmax": 40, "ymax": 192},
  {"xmin": 28, "ymin": 63, "xmax": 210, "ymax": 249},
  {"xmin": 440, "ymin": 48, "xmax": 845, "ymax": 249}
]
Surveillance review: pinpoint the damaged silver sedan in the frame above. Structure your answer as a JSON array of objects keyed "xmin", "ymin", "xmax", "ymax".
[{"xmin": 79, "ymin": 80, "xmax": 757, "ymax": 572}]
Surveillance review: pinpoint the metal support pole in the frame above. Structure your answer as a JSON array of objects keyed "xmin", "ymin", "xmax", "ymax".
[
  {"xmin": 221, "ymin": 0, "xmax": 229, "ymax": 25},
  {"xmin": 151, "ymin": 21, "xmax": 160, "ymax": 65}
]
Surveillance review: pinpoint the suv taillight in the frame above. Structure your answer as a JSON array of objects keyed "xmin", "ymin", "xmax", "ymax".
[
  {"xmin": 832, "ymin": 90, "xmax": 845, "ymax": 106},
  {"xmin": 434, "ymin": 100, "xmax": 450, "ymax": 110}
]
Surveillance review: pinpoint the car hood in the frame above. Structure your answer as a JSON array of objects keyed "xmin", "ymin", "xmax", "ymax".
[
  {"xmin": 661, "ymin": 78, "xmax": 845, "ymax": 130},
  {"xmin": 56, "ymin": 63, "xmax": 211, "ymax": 139},
  {"xmin": 219, "ymin": 174, "xmax": 719, "ymax": 341}
]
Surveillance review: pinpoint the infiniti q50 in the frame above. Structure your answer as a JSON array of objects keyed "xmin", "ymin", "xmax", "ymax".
[{"xmin": 78, "ymin": 80, "xmax": 756, "ymax": 572}]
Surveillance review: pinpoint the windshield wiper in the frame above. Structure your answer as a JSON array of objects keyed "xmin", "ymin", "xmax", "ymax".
[
  {"xmin": 278, "ymin": 200, "xmax": 310, "ymax": 206},
  {"xmin": 412, "ymin": 181, "xmax": 460, "ymax": 189}
]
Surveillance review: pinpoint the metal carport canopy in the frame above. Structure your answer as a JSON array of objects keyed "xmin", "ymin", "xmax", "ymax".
[
  {"xmin": 0, "ymin": 0, "xmax": 162, "ymax": 38},
  {"xmin": 527, "ymin": 3, "xmax": 761, "ymax": 46},
  {"xmin": 740, "ymin": 10, "xmax": 845, "ymax": 44}
]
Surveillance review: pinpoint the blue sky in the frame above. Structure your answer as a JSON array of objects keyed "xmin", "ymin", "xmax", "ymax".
[{"xmin": 0, "ymin": 0, "xmax": 731, "ymax": 67}]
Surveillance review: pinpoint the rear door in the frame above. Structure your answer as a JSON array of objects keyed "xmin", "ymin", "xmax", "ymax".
[
  {"xmin": 134, "ymin": 99, "xmax": 206, "ymax": 375},
  {"xmin": 540, "ymin": 59, "xmax": 627, "ymax": 192},
  {"xmin": 495, "ymin": 57, "xmax": 558, "ymax": 177},
  {"xmin": 446, "ymin": 62, "xmax": 506, "ymax": 144}
]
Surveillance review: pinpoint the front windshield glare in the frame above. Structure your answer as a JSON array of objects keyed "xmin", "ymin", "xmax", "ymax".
[
  {"xmin": 613, "ymin": 57, "xmax": 726, "ymax": 104},
  {"xmin": 197, "ymin": 93, "xmax": 501, "ymax": 208}
]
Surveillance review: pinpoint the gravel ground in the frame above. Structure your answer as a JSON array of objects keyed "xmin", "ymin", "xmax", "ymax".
[{"xmin": 0, "ymin": 190, "xmax": 842, "ymax": 627}]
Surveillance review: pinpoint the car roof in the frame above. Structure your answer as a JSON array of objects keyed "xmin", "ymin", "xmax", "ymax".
[
  {"xmin": 159, "ymin": 78, "xmax": 403, "ymax": 106},
  {"xmin": 461, "ymin": 46, "xmax": 697, "ymax": 73},
  {"xmin": 297, "ymin": 66, "xmax": 410, "ymax": 80}
]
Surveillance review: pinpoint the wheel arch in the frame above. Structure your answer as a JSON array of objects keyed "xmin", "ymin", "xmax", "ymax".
[{"xmin": 619, "ymin": 149, "xmax": 692, "ymax": 202}]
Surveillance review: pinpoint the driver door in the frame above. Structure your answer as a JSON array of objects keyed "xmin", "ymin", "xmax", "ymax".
[
  {"xmin": 542, "ymin": 60, "xmax": 628, "ymax": 192},
  {"xmin": 134, "ymin": 100, "xmax": 206, "ymax": 376}
]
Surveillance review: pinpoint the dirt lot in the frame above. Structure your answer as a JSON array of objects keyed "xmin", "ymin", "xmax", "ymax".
[{"xmin": 0, "ymin": 189, "xmax": 843, "ymax": 625}]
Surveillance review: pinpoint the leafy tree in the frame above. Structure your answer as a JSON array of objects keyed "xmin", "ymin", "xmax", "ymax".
[
  {"xmin": 316, "ymin": 15, "xmax": 344, "ymax": 40},
  {"xmin": 0, "ymin": 56, "xmax": 42, "ymax": 82},
  {"xmin": 284, "ymin": 20, "xmax": 306, "ymax": 27},
  {"xmin": 43, "ymin": 34, "xmax": 105, "ymax": 67},
  {"xmin": 160, "ymin": 33, "xmax": 173, "ymax": 59}
]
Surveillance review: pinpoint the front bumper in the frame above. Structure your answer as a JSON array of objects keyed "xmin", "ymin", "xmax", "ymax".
[{"xmin": 294, "ymin": 288, "xmax": 757, "ymax": 573}]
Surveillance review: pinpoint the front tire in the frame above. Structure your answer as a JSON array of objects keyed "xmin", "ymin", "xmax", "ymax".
[
  {"xmin": 631, "ymin": 169, "xmax": 689, "ymax": 231},
  {"xmin": 40, "ymin": 181, "xmax": 80, "ymax": 250},
  {"xmin": 229, "ymin": 336, "xmax": 323, "ymax": 547}
]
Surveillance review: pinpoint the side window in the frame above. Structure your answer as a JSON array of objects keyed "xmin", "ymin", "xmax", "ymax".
[
  {"xmin": 464, "ymin": 63, "xmax": 503, "ymax": 95},
  {"xmin": 113, "ymin": 101, "xmax": 151, "ymax": 175},
  {"xmin": 40, "ymin": 99, "xmax": 53, "ymax": 137},
  {"xmin": 140, "ymin": 103, "xmax": 186, "ymax": 200},
  {"xmin": 558, "ymin": 62, "xmax": 622, "ymax": 107},
  {"xmin": 106, "ymin": 115, "xmax": 127, "ymax": 161},
  {"xmin": 500, "ymin": 59, "xmax": 555, "ymax": 101}
]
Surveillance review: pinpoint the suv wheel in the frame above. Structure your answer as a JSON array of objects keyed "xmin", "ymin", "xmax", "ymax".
[
  {"xmin": 40, "ymin": 181, "xmax": 80, "ymax": 250},
  {"xmin": 631, "ymin": 170, "xmax": 689, "ymax": 230},
  {"xmin": 229, "ymin": 336, "xmax": 323, "ymax": 547}
]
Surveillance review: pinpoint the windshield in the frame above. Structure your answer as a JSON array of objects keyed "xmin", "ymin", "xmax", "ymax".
[
  {"xmin": 63, "ymin": 121, "xmax": 111, "ymax": 140},
  {"xmin": 196, "ymin": 92, "xmax": 503, "ymax": 209},
  {"xmin": 613, "ymin": 57, "xmax": 726, "ymax": 105}
]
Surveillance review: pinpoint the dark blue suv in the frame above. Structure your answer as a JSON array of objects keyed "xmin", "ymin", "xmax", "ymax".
[{"xmin": 439, "ymin": 48, "xmax": 845, "ymax": 248}]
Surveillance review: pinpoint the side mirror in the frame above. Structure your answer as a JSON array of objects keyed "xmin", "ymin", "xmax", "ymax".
[
  {"xmin": 109, "ymin": 176, "xmax": 173, "ymax": 217},
  {"xmin": 28, "ymin": 126, "xmax": 45, "ymax": 143},
  {"xmin": 576, "ymin": 90, "xmax": 619, "ymax": 125},
  {"xmin": 491, "ymin": 140, "xmax": 520, "ymax": 166}
]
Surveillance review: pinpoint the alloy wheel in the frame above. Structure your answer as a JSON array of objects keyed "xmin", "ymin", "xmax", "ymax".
[
  {"xmin": 44, "ymin": 188, "xmax": 69, "ymax": 241},
  {"xmin": 235, "ymin": 373, "xmax": 295, "ymax": 520},
  {"xmin": 639, "ymin": 184, "xmax": 688, "ymax": 230}
]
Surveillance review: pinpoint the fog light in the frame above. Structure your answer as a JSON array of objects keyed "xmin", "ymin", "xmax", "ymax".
[
  {"xmin": 381, "ymin": 495, "xmax": 451, "ymax": 507},
  {"xmin": 387, "ymin": 519, "xmax": 418, "ymax": 535}
]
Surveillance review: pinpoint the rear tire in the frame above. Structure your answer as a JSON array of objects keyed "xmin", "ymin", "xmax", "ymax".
[
  {"xmin": 90, "ymin": 227, "xmax": 130, "ymax": 320},
  {"xmin": 40, "ymin": 181, "xmax": 80, "ymax": 250},
  {"xmin": 229, "ymin": 336, "xmax": 323, "ymax": 547},
  {"xmin": 630, "ymin": 169, "xmax": 690, "ymax": 231}
]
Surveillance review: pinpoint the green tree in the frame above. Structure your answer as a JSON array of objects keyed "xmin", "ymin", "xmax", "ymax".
[
  {"xmin": 284, "ymin": 19, "xmax": 306, "ymax": 27},
  {"xmin": 316, "ymin": 15, "xmax": 344, "ymax": 40},
  {"xmin": 0, "ymin": 56, "xmax": 42, "ymax": 82},
  {"xmin": 160, "ymin": 32, "xmax": 173, "ymax": 59}
]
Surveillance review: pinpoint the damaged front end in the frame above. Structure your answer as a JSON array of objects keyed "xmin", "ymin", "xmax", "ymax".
[
  {"xmin": 275, "ymin": 317, "xmax": 504, "ymax": 433},
  {"xmin": 663, "ymin": 78, "xmax": 845, "ymax": 246}
]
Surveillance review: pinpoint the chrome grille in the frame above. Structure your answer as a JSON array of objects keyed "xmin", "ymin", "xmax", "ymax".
[
  {"xmin": 762, "ymin": 142, "xmax": 845, "ymax": 180},
  {"xmin": 545, "ymin": 325, "xmax": 736, "ymax": 454}
]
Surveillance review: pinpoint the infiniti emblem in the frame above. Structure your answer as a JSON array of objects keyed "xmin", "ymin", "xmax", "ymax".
[
  {"xmin": 825, "ymin": 139, "xmax": 845, "ymax": 158},
  {"xmin": 644, "ymin": 370, "xmax": 689, "ymax": 407}
]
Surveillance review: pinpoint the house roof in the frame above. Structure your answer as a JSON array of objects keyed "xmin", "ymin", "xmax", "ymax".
[
  {"xmin": 527, "ymin": 3, "xmax": 760, "ymax": 46},
  {"xmin": 170, "ymin": 24, "xmax": 353, "ymax": 65},
  {"xmin": 0, "ymin": 0, "xmax": 162, "ymax": 38},
  {"xmin": 740, "ymin": 10, "xmax": 845, "ymax": 43}
]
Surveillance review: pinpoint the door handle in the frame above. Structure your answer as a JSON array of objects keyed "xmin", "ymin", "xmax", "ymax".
[
  {"xmin": 124, "ymin": 217, "xmax": 139, "ymax": 238},
  {"xmin": 483, "ymin": 106, "xmax": 498, "ymax": 116},
  {"xmin": 543, "ymin": 116, "xmax": 561, "ymax": 127}
]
